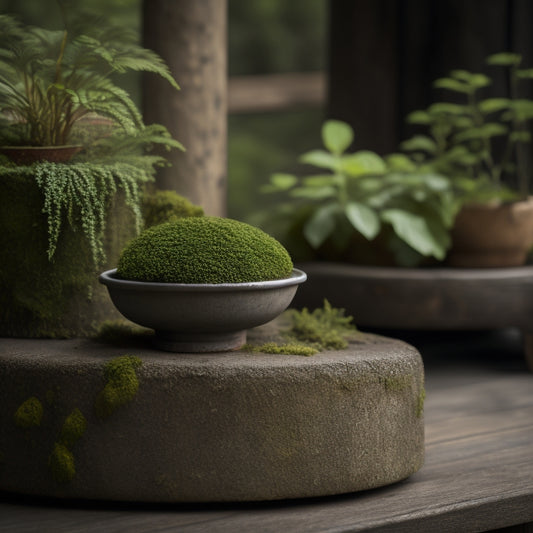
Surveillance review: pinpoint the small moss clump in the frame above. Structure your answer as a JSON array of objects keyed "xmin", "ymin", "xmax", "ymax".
[
  {"xmin": 141, "ymin": 189, "xmax": 204, "ymax": 228},
  {"xmin": 285, "ymin": 299, "xmax": 357, "ymax": 350},
  {"xmin": 116, "ymin": 217, "xmax": 294, "ymax": 284},
  {"xmin": 246, "ymin": 342, "xmax": 318, "ymax": 356},
  {"xmin": 417, "ymin": 387, "xmax": 426, "ymax": 418},
  {"xmin": 95, "ymin": 355, "xmax": 142, "ymax": 419},
  {"xmin": 13, "ymin": 397, "xmax": 43, "ymax": 428},
  {"xmin": 245, "ymin": 300, "xmax": 359, "ymax": 355},
  {"xmin": 48, "ymin": 443, "xmax": 76, "ymax": 483},
  {"xmin": 93, "ymin": 320, "xmax": 153, "ymax": 345},
  {"xmin": 59, "ymin": 408, "xmax": 87, "ymax": 448}
]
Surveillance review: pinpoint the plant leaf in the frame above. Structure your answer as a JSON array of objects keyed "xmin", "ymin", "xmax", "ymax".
[
  {"xmin": 344, "ymin": 202, "xmax": 380, "ymax": 239},
  {"xmin": 270, "ymin": 173, "xmax": 298, "ymax": 190},
  {"xmin": 433, "ymin": 77, "xmax": 471, "ymax": 93},
  {"xmin": 400, "ymin": 135, "xmax": 437, "ymax": 154},
  {"xmin": 406, "ymin": 110, "xmax": 431, "ymax": 125},
  {"xmin": 487, "ymin": 52, "xmax": 522, "ymax": 66},
  {"xmin": 385, "ymin": 153, "xmax": 417, "ymax": 172},
  {"xmin": 341, "ymin": 150, "xmax": 386, "ymax": 176},
  {"xmin": 290, "ymin": 186, "xmax": 337, "ymax": 200},
  {"xmin": 322, "ymin": 120, "xmax": 353, "ymax": 155},
  {"xmin": 479, "ymin": 98, "xmax": 511, "ymax": 114},
  {"xmin": 517, "ymin": 68, "xmax": 533, "ymax": 79},
  {"xmin": 300, "ymin": 149, "xmax": 338, "ymax": 170},
  {"xmin": 381, "ymin": 209, "xmax": 447, "ymax": 259},
  {"xmin": 303, "ymin": 203, "xmax": 339, "ymax": 249},
  {"xmin": 302, "ymin": 175, "xmax": 341, "ymax": 187}
]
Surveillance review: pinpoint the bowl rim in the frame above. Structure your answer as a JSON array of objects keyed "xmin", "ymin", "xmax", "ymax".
[{"xmin": 99, "ymin": 268, "xmax": 307, "ymax": 293}]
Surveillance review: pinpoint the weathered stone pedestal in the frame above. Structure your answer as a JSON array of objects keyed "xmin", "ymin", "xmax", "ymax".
[{"xmin": 0, "ymin": 329, "xmax": 424, "ymax": 502}]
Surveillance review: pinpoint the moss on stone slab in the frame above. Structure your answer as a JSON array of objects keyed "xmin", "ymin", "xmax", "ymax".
[
  {"xmin": 48, "ymin": 442, "xmax": 76, "ymax": 483},
  {"xmin": 284, "ymin": 299, "xmax": 358, "ymax": 350},
  {"xmin": 13, "ymin": 397, "xmax": 43, "ymax": 429},
  {"xmin": 95, "ymin": 355, "xmax": 142, "ymax": 419},
  {"xmin": 245, "ymin": 342, "xmax": 318, "ymax": 356},
  {"xmin": 59, "ymin": 408, "xmax": 87, "ymax": 448},
  {"xmin": 93, "ymin": 320, "xmax": 153, "ymax": 345},
  {"xmin": 116, "ymin": 217, "xmax": 294, "ymax": 284},
  {"xmin": 417, "ymin": 387, "xmax": 426, "ymax": 418},
  {"xmin": 245, "ymin": 300, "xmax": 359, "ymax": 355}
]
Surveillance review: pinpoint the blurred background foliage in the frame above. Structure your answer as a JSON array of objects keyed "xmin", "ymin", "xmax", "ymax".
[{"xmin": 0, "ymin": 0, "xmax": 326, "ymax": 222}]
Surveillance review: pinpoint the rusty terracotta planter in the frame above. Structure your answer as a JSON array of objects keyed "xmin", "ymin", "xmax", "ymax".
[
  {"xmin": 448, "ymin": 197, "xmax": 533, "ymax": 268},
  {"xmin": 0, "ymin": 145, "xmax": 82, "ymax": 165}
]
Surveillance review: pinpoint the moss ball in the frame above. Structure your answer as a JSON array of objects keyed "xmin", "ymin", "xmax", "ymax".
[{"xmin": 116, "ymin": 217, "xmax": 294, "ymax": 283}]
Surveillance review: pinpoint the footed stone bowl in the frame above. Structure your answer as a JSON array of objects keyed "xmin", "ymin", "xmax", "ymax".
[{"xmin": 99, "ymin": 268, "xmax": 307, "ymax": 352}]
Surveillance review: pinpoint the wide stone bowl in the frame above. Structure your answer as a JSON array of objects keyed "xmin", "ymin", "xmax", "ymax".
[{"xmin": 99, "ymin": 268, "xmax": 307, "ymax": 352}]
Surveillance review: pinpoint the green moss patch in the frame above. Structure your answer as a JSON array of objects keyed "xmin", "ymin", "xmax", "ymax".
[
  {"xmin": 95, "ymin": 355, "xmax": 142, "ymax": 419},
  {"xmin": 48, "ymin": 442, "xmax": 76, "ymax": 483},
  {"xmin": 245, "ymin": 342, "xmax": 318, "ymax": 356},
  {"xmin": 284, "ymin": 299, "xmax": 358, "ymax": 350},
  {"xmin": 59, "ymin": 408, "xmax": 87, "ymax": 448},
  {"xmin": 246, "ymin": 300, "xmax": 359, "ymax": 355},
  {"xmin": 93, "ymin": 320, "xmax": 153, "ymax": 345},
  {"xmin": 116, "ymin": 216, "xmax": 294, "ymax": 284},
  {"xmin": 142, "ymin": 189, "xmax": 204, "ymax": 228},
  {"xmin": 417, "ymin": 387, "xmax": 426, "ymax": 418},
  {"xmin": 13, "ymin": 397, "xmax": 43, "ymax": 429}
]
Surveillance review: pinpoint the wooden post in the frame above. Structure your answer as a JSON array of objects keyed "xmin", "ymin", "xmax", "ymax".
[{"xmin": 142, "ymin": 0, "xmax": 227, "ymax": 216}]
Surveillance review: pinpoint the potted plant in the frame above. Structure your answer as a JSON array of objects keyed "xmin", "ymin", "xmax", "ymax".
[
  {"xmin": 262, "ymin": 119, "xmax": 458, "ymax": 268},
  {"xmin": 401, "ymin": 52, "xmax": 533, "ymax": 267},
  {"xmin": 99, "ymin": 217, "xmax": 306, "ymax": 352},
  {"xmin": 0, "ymin": 4, "xmax": 184, "ymax": 338},
  {"xmin": 260, "ymin": 62, "xmax": 533, "ymax": 348}
]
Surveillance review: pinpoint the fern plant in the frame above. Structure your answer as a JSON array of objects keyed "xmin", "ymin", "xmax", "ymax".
[
  {"xmin": 0, "ymin": 2, "xmax": 185, "ymax": 268},
  {"xmin": 0, "ymin": 2, "xmax": 181, "ymax": 148}
]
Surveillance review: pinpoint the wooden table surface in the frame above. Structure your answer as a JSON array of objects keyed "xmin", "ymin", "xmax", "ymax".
[{"xmin": 1, "ymin": 329, "xmax": 532, "ymax": 533}]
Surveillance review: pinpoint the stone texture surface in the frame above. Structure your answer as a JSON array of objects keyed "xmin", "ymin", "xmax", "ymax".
[{"xmin": 0, "ymin": 329, "xmax": 424, "ymax": 502}]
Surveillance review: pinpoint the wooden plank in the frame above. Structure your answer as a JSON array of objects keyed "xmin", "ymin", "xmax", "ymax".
[
  {"xmin": 1, "ymin": 336, "xmax": 532, "ymax": 532},
  {"xmin": 228, "ymin": 72, "xmax": 326, "ymax": 113}
]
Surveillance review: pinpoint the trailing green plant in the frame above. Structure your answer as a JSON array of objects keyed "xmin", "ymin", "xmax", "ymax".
[
  {"xmin": 262, "ymin": 119, "xmax": 458, "ymax": 266},
  {"xmin": 1, "ymin": 161, "xmax": 149, "ymax": 267},
  {"xmin": 0, "ymin": 4, "xmax": 181, "ymax": 148},
  {"xmin": 401, "ymin": 52, "xmax": 533, "ymax": 202}
]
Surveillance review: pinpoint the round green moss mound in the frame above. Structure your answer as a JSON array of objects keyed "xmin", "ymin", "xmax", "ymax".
[{"xmin": 116, "ymin": 217, "xmax": 294, "ymax": 283}]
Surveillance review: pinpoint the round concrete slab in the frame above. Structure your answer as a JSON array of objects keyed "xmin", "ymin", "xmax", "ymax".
[{"xmin": 0, "ymin": 331, "xmax": 424, "ymax": 502}]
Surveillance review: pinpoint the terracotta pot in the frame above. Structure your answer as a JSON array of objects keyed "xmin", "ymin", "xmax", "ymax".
[
  {"xmin": 0, "ymin": 145, "xmax": 82, "ymax": 165},
  {"xmin": 448, "ymin": 197, "xmax": 533, "ymax": 267}
]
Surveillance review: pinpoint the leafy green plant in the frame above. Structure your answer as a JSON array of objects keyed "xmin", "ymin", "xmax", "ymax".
[
  {"xmin": 263, "ymin": 120, "xmax": 458, "ymax": 266},
  {"xmin": 401, "ymin": 52, "xmax": 533, "ymax": 202},
  {"xmin": 0, "ymin": 3, "xmax": 185, "ymax": 268},
  {"xmin": 0, "ymin": 3, "xmax": 182, "ymax": 148}
]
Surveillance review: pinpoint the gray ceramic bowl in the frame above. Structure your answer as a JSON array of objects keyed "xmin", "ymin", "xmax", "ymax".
[{"xmin": 99, "ymin": 268, "xmax": 307, "ymax": 352}]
